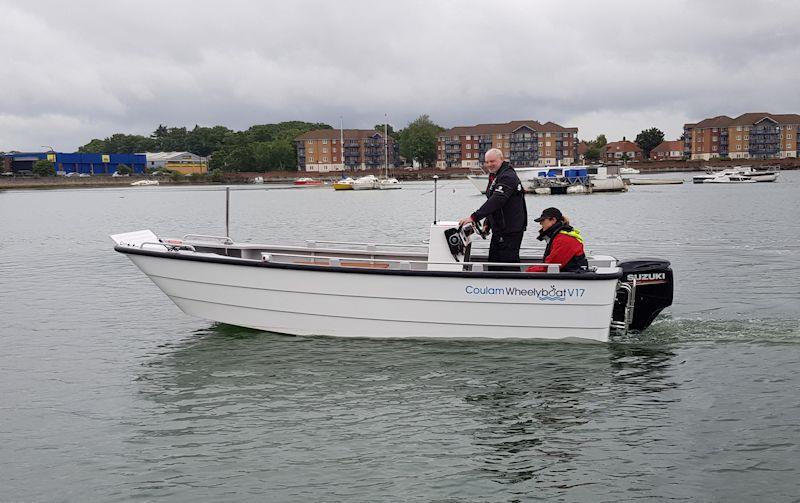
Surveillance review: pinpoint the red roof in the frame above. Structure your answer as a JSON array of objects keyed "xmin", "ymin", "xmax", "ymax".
[
  {"xmin": 651, "ymin": 140, "xmax": 683, "ymax": 153},
  {"xmin": 439, "ymin": 120, "xmax": 577, "ymax": 137},
  {"xmin": 685, "ymin": 112, "xmax": 800, "ymax": 130},
  {"xmin": 604, "ymin": 140, "xmax": 642, "ymax": 153}
]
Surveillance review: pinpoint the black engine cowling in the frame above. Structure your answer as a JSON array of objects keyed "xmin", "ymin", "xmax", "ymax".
[{"xmin": 612, "ymin": 259, "xmax": 673, "ymax": 331}]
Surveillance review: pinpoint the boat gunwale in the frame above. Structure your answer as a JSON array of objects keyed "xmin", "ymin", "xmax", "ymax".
[{"xmin": 115, "ymin": 245, "xmax": 623, "ymax": 281}]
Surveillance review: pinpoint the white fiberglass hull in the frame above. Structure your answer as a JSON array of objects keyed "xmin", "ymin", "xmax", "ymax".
[
  {"xmin": 590, "ymin": 175, "xmax": 626, "ymax": 192},
  {"xmin": 123, "ymin": 253, "xmax": 617, "ymax": 341}
]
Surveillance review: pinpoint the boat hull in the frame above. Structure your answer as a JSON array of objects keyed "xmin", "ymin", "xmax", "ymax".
[{"xmin": 123, "ymin": 252, "xmax": 618, "ymax": 342}]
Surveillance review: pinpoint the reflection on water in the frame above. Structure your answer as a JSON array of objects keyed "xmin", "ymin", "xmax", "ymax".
[{"xmin": 130, "ymin": 325, "xmax": 690, "ymax": 496}]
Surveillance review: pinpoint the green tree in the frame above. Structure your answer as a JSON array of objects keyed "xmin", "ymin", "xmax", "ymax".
[
  {"xmin": 584, "ymin": 144, "xmax": 601, "ymax": 163},
  {"xmin": 635, "ymin": 127, "xmax": 665, "ymax": 159},
  {"xmin": 33, "ymin": 159, "xmax": 55, "ymax": 176},
  {"xmin": 115, "ymin": 164, "xmax": 132, "ymax": 175},
  {"xmin": 374, "ymin": 123, "xmax": 395, "ymax": 136},
  {"xmin": 594, "ymin": 134, "xmax": 607, "ymax": 149},
  {"xmin": 399, "ymin": 115, "xmax": 444, "ymax": 167}
]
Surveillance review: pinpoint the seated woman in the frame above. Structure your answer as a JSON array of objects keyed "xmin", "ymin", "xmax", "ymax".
[{"xmin": 526, "ymin": 207, "xmax": 588, "ymax": 272}]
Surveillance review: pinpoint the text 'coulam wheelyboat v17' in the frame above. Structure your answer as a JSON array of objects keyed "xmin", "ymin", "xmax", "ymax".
[{"xmin": 110, "ymin": 222, "xmax": 673, "ymax": 343}]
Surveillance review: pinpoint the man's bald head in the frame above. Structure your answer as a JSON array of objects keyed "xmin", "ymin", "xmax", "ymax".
[{"xmin": 484, "ymin": 148, "xmax": 504, "ymax": 173}]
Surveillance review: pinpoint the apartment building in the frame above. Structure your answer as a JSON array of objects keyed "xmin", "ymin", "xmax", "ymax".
[
  {"xmin": 649, "ymin": 140, "xmax": 684, "ymax": 161},
  {"xmin": 435, "ymin": 120, "xmax": 578, "ymax": 169},
  {"xmin": 294, "ymin": 129, "xmax": 399, "ymax": 172},
  {"xmin": 603, "ymin": 140, "xmax": 643, "ymax": 162},
  {"xmin": 683, "ymin": 112, "xmax": 800, "ymax": 161}
]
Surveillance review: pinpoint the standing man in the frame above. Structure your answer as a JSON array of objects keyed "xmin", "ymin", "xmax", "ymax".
[{"xmin": 459, "ymin": 148, "xmax": 527, "ymax": 270}]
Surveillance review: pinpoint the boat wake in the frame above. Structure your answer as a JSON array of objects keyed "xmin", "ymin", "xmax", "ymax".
[{"xmin": 611, "ymin": 315, "xmax": 800, "ymax": 345}]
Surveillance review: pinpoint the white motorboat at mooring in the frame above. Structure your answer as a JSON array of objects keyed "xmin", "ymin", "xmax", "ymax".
[
  {"xmin": 693, "ymin": 165, "xmax": 779, "ymax": 184},
  {"xmin": 111, "ymin": 222, "xmax": 673, "ymax": 342}
]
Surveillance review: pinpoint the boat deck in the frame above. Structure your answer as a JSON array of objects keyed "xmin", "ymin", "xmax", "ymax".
[{"xmin": 126, "ymin": 233, "xmax": 620, "ymax": 277}]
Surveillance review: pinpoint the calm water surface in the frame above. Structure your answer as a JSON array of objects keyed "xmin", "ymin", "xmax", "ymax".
[{"xmin": 2, "ymin": 172, "xmax": 799, "ymax": 502}]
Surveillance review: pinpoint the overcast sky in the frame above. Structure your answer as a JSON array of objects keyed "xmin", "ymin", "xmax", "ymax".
[{"xmin": 2, "ymin": 0, "xmax": 799, "ymax": 151}]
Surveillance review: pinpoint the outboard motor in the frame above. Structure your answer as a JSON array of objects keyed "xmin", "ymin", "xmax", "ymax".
[{"xmin": 612, "ymin": 259, "xmax": 673, "ymax": 332}]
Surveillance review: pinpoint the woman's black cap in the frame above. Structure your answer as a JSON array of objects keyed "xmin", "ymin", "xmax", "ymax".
[{"xmin": 533, "ymin": 207, "xmax": 563, "ymax": 222}]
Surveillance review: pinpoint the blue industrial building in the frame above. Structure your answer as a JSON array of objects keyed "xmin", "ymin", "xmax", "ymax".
[{"xmin": 1, "ymin": 152, "xmax": 146, "ymax": 175}]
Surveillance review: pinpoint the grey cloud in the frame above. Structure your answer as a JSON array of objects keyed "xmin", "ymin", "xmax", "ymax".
[{"xmin": 2, "ymin": 0, "xmax": 800, "ymax": 150}]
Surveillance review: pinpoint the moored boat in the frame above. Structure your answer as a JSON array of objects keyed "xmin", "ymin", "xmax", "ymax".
[
  {"xmin": 629, "ymin": 178, "xmax": 684, "ymax": 185},
  {"xmin": 110, "ymin": 222, "xmax": 673, "ymax": 342},
  {"xmin": 706, "ymin": 173, "xmax": 756, "ymax": 183},
  {"xmin": 377, "ymin": 177, "xmax": 402, "ymax": 189},
  {"xmin": 352, "ymin": 174, "xmax": 379, "ymax": 190},
  {"xmin": 294, "ymin": 177, "xmax": 324, "ymax": 186},
  {"xmin": 332, "ymin": 177, "xmax": 355, "ymax": 190},
  {"xmin": 694, "ymin": 166, "xmax": 779, "ymax": 184}
]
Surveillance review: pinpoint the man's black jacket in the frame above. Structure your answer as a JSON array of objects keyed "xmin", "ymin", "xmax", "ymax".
[{"xmin": 471, "ymin": 161, "xmax": 528, "ymax": 235}]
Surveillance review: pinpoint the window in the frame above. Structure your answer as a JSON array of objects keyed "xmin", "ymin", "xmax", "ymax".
[
  {"xmin": 538, "ymin": 142, "xmax": 543, "ymax": 148},
  {"xmin": 545, "ymin": 133, "xmax": 551, "ymax": 138},
  {"xmin": 323, "ymin": 148, "xmax": 328, "ymax": 153},
  {"xmin": 788, "ymin": 144, "xmax": 793, "ymax": 150},
  {"xmin": 322, "ymin": 139, "xmax": 328, "ymax": 144},
  {"xmin": 496, "ymin": 134, "xmax": 502, "ymax": 139},
  {"xmin": 308, "ymin": 148, "xmax": 314, "ymax": 153},
  {"xmin": 466, "ymin": 144, "xmax": 472, "ymax": 149},
  {"xmin": 712, "ymin": 136, "xmax": 718, "ymax": 143},
  {"xmin": 737, "ymin": 126, "xmax": 742, "ymax": 131},
  {"xmin": 545, "ymin": 150, "xmax": 551, "ymax": 156},
  {"xmin": 736, "ymin": 135, "xmax": 741, "ymax": 140},
  {"xmin": 495, "ymin": 143, "xmax": 501, "ymax": 148},
  {"xmin": 788, "ymin": 125, "xmax": 793, "ymax": 130},
  {"xmin": 466, "ymin": 135, "xmax": 471, "ymax": 140},
  {"xmin": 713, "ymin": 128, "xmax": 718, "ymax": 132},
  {"xmin": 504, "ymin": 143, "xmax": 509, "ymax": 148},
  {"xmin": 333, "ymin": 147, "xmax": 337, "ymax": 153},
  {"xmin": 744, "ymin": 135, "xmax": 749, "ymax": 140},
  {"xmin": 322, "ymin": 156, "xmax": 328, "ymax": 162},
  {"xmin": 712, "ymin": 146, "xmax": 717, "ymax": 152},
  {"xmin": 545, "ymin": 141, "xmax": 551, "ymax": 147},
  {"xmin": 789, "ymin": 134, "xmax": 794, "ymax": 140}
]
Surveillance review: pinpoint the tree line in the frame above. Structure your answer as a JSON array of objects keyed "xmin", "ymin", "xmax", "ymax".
[
  {"xmin": 78, "ymin": 118, "xmax": 669, "ymax": 171},
  {"xmin": 78, "ymin": 115, "xmax": 446, "ymax": 172}
]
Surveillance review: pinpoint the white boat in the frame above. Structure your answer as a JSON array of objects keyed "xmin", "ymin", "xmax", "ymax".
[
  {"xmin": 130, "ymin": 179, "xmax": 159, "ymax": 186},
  {"xmin": 589, "ymin": 175, "xmax": 627, "ymax": 192},
  {"xmin": 377, "ymin": 177, "xmax": 402, "ymax": 190},
  {"xmin": 619, "ymin": 166, "xmax": 640, "ymax": 174},
  {"xmin": 693, "ymin": 166, "xmax": 779, "ymax": 184},
  {"xmin": 352, "ymin": 174, "xmax": 379, "ymax": 190},
  {"xmin": 110, "ymin": 223, "xmax": 673, "ymax": 342},
  {"xmin": 629, "ymin": 178, "xmax": 684, "ymax": 185},
  {"xmin": 706, "ymin": 173, "xmax": 756, "ymax": 183},
  {"xmin": 738, "ymin": 166, "xmax": 779, "ymax": 182}
]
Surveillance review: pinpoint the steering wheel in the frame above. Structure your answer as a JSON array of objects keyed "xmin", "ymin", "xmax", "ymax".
[{"xmin": 460, "ymin": 219, "xmax": 488, "ymax": 239}]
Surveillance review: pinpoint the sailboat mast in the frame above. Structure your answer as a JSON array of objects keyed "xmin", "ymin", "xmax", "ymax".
[
  {"xmin": 384, "ymin": 114, "xmax": 388, "ymax": 178},
  {"xmin": 340, "ymin": 117, "xmax": 345, "ymax": 171}
]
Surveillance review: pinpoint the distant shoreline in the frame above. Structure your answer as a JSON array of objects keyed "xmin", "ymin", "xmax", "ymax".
[{"xmin": 2, "ymin": 162, "xmax": 796, "ymax": 191}]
